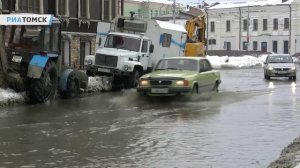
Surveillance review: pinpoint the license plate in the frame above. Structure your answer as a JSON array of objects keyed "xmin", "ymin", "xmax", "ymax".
[
  {"xmin": 12, "ymin": 55, "xmax": 22, "ymax": 63},
  {"xmin": 151, "ymin": 88, "xmax": 169, "ymax": 93},
  {"xmin": 98, "ymin": 67, "xmax": 110, "ymax": 73},
  {"xmin": 277, "ymin": 71, "xmax": 287, "ymax": 74}
]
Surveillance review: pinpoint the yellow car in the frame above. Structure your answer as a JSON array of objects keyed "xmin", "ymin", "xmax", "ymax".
[{"xmin": 137, "ymin": 57, "xmax": 221, "ymax": 96}]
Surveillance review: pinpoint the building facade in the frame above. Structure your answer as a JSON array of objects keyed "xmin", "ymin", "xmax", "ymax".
[
  {"xmin": 124, "ymin": 0, "xmax": 178, "ymax": 19},
  {"xmin": 0, "ymin": 0, "xmax": 123, "ymax": 68},
  {"xmin": 206, "ymin": 0, "xmax": 300, "ymax": 54}
]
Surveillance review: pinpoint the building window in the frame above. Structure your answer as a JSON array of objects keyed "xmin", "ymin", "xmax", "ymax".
[
  {"xmin": 273, "ymin": 18, "xmax": 278, "ymax": 30},
  {"xmin": 208, "ymin": 39, "xmax": 216, "ymax": 45},
  {"xmin": 253, "ymin": 41, "xmax": 257, "ymax": 51},
  {"xmin": 284, "ymin": 40, "xmax": 289, "ymax": 54},
  {"xmin": 155, "ymin": 10, "xmax": 158, "ymax": 17},
  {"xmin": 224, "ymin": 41, "xmax": 231, "ymax": 50},
  {"xmin": 111, "ymin": 0, "xmax": 116, "ymax": 20},
  {"xmin": 104, "ymin": 0, "xmax": 109, "ymax": 20},
  {"xmin": 18, "ymin": 0, "xmax": 39, "ymax": 13},
  {"xmin": 243, "ymin": 41, "xmax": 248, "ymax": 50},
  {"xmin": 243, "ymin": 19, "xmax": 247, "ymax": 31},
  {"xmin": 263, "ymin": 19, "xmax": 268, "ymax": 31},
  {"xmin": 261, "ymin": 42, "xmax": 267, "ymax": 52},
  {"xmin": 272, "ymin": 41, "xmax": 277, "ymax": 53},
  {"xmin": 56, "ymin": 0, "xmax": 69, "ymax": 16},
  {"xmin": 253, "ymin": 19, "xmax": 258, "ymax": 31},
  {"xmin": 151, "ymin": 10, "xmax": 153, "ymax": 18},
  {"xmin": 284, "ymin": 18, "xmax": 289, "ymax": 30},
  {"xmin": 79, "ymin": 0, "xmax": 88, "ymax": 18},
  {"xmin": 210, "ymin": 21, "xmax": 215, "ymax": 32},
  {"xmin": 226, "ymin": 20, "xmax": 230, "ymax": 32}
]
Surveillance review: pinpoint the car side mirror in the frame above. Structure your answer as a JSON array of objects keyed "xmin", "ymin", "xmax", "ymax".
[{"xmin": 149, "ymin": 44, "xmax": 154, "ymax": 53}]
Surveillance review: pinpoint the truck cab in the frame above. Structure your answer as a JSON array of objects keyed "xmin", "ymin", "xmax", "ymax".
[{"xmin": 85, "ymin": 32, "xmax": 154, "ymax": 88}]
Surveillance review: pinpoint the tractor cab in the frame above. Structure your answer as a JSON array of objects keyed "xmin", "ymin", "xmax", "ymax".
[{"xmin": 4, "ymin": 18, "xmax": 61, "ymax": 78}]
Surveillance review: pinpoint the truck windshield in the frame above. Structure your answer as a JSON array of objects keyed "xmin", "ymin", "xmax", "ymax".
[
  {"xmin": 105, "ymin": 35, "xmax": 140, "ymax": 52},
  {"xmin": 5, "ymin": 25, "xmax": 42, "ymax": 51}
]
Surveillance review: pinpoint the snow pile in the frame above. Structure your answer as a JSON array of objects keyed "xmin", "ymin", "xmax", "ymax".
[
  {"xmin": 87, "ymin": 76, "xmax": 112, "ymax": 92},
  {"xmin": 0, "ymin": 88, "xmax": 25, "ymax": 107},
  {"xmin": 207, "ymin": 55, "xmax": 263, "ymax": 69},
  {"xmin": 209, "ymin": 0, "xmax": 293, "ymax": 9}
]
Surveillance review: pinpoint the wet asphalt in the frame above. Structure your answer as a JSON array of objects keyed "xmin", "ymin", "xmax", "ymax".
[{"xmin": 0, "ymin": 65, "xmax": 300, "ymax": 168}]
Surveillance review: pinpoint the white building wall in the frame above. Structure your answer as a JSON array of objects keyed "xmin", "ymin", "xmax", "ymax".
[{"xmin": 207, "ymin": 1, "xmax": 300, "ymax": 54}]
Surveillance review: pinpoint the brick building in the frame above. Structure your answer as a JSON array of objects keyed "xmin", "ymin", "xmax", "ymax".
[{"xmin": 0, "ymin": 0, "xmax": 123, "ymax": 68}]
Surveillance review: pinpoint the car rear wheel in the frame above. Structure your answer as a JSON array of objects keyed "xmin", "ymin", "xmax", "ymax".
[{"xmin": 293, "ymin": 76, "xmax": 296, "ymax": 80}]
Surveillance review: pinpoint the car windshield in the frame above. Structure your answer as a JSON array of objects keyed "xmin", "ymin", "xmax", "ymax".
[
  {"xmin": 267, "ymin": 56, "xmax": 293, "ymax": 63},
  {"xmin": 105, "ymin": 35, "xmax": 140, "ymax": 52},
  {"xmin": 155, "ymin": 59, "xmax": 198, "ymax": 72},
  {"xmin": 5, "ymin": 25, "xmax": 42, "ymax": 51}
]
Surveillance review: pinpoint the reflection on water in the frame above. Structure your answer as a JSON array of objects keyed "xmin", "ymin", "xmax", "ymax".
[{"xmin": 0, "ymin": 68, "xmax": 299, "ymax": 168}]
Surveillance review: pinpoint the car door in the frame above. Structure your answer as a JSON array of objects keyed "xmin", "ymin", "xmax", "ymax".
[
  {"xmin": 198, "ymin": 59, "xmax": 215, "ymax": 91},
  {"xmin": 139, "ymin": 39, "xmax": 150, "ymax": 71}
]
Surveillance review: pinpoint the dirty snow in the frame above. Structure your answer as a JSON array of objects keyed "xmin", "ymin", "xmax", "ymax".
[{"xmin": 0, "ymin": 88, "xmax": 25, "ymax": 107}]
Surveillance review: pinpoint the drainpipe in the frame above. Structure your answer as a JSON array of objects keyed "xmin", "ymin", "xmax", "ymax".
[
  {"xmin": 121, "ymin": 0, "xmax": 124, "ymax": 16},
  {"xmin": 239, "ymin": 7, "xmax": 241, "ymax": 50},
  {"xmin": 289, "ymin": 4, "xmax": 291, "ymax": 54},
  {"xmin": 205, "ymin": 8, "xmax": 209, "ymax": 51}
]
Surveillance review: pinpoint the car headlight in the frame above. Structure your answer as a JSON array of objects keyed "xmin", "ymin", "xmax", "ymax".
[
  {"xmin": 85, "ymin": 59, "xmax": 93, "ymax": 65},
  {"xmin": 175, "ymin": 80, "xmax": 189, "ymax": 86},
  {"xmin": 139, "ymin": 80, "xmax": 149, "ymax": 86},
  {"xmin": 291, "ymin": 67, "xmax": 296, "ymax": 70},
  {"xmin": 124, "ymin": 65, "xmax": 129, "ymax": 71},
  {"xmin": 268, "ymin": 67, "xmax": 273, "ymax": 70}
]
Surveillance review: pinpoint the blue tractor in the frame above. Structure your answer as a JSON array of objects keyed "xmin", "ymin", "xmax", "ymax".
[{"xmin": 2, "ymin": 16, "xmax": 88, "ymax": 103}]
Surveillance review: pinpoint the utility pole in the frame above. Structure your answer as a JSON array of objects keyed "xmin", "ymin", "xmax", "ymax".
[{"xmin": 172, "ymin": 0, "xmax": 176, "ymax": 23}]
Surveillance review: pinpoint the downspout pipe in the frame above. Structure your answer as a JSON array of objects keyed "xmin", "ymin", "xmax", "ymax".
[
  {"xmin": 239, "ymin": 7, "xmax": 241, "ymax": 50},
  {"xmin": 289, "ymin": 4, "xmax": 291, "ymax": 54}
]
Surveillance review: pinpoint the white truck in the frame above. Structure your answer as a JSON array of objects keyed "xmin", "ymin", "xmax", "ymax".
[{"xmin": 84, "ymin": 14, "xmax": 187, "ymax": 88}]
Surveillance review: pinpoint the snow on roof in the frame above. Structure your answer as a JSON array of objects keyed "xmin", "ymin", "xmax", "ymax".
[
  {"xmin": 209, "ymin": 0, "xmax": 293, "ymax": 9},
  {"xmin": 131, "ymin": 0, "xmax": 173, "ymax": 5},
  {"xmin": 155, "ymin": 20, "xmax": 187, "ymax": 32}
]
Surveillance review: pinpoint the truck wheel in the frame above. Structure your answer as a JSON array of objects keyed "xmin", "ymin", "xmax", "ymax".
[
  {"xmin": 60, "ymin": 72, "xmax": 80, "ymax": 98},
  {"xmin": 124, "ymin": 70, "xmax": 140, "ymax": 89},
  {"xmin": 86, "ymin": 69, "xmax": 94, "ymax": 77},
  {"xmin": 28, "ymin": 61, "xmax": 58, "ymax": 103}
]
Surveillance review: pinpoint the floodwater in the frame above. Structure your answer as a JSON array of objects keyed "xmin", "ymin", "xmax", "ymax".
[{"xmin": 0, "ymin": 66, "xmax": 300, "ymax": 168}]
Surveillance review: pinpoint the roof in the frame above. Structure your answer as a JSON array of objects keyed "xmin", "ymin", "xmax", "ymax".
[
  {"xmin": 155, "ymin": 20, "xmax": 187, "ymax": 32},
  {"xmin": 109, "ymin": 32, "xmax": 150, "ymax": 40},
  {"xmin": 130, "ymin": 0, "xmax": 172, "ymax": 5},
  {"xmin": 209, "ymin": 0, "xmax": 293, "ymax": 9}
]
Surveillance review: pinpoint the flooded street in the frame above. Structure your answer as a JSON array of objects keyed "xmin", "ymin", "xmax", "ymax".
[{"xmin": 0, "ymin": 66, "xmax": 300, "ymax": 168}]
